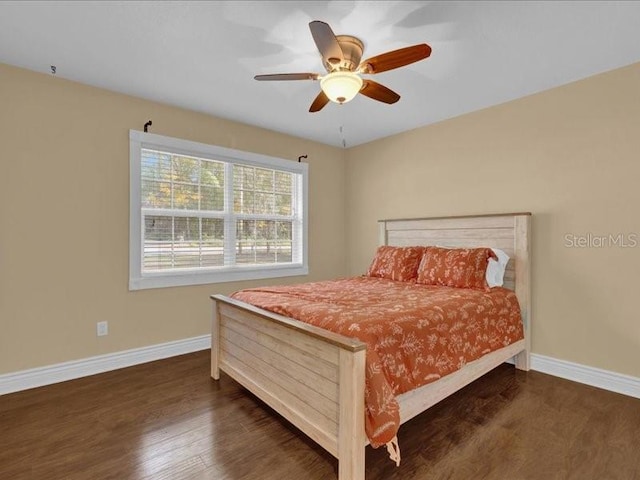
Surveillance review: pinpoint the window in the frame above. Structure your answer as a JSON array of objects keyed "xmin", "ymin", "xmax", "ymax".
[{"xmin": 129, "ymin": 131, "xmax": 308, "ymax": 290}]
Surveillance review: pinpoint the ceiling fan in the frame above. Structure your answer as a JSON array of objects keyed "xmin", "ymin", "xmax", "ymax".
[{"xmin": 254, "ymin": 21, "xmax": 432, "ymax": 112}]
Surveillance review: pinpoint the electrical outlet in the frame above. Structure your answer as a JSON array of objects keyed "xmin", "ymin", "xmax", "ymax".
[{"xmin": 97, "ymin": 321, "xmax": 108, "ymax": 337}]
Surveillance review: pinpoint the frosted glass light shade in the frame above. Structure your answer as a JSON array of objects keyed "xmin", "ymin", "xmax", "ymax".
[{"xmin": 320, "ymin": 72, "xmax": 363, "ymax": 104}]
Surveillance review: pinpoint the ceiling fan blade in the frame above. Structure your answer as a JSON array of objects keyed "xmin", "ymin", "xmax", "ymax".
[
  {"xmin": 254, "ymin": 73, "xmax": 319, "ymax": 81},
  {"xmin": 309, "ymin": 90, "xmax": 330, "ymax": 113},
  {"xmin": 359, "ymin": 80, "xmax": 400, "ymax": 104},
  {"xmin": 359, "ymin": 44, "xmax": 432, "ymax": 74},
  {"xmin": 309, "ymin": 21, "xmax": 344, "ymax": 67}
]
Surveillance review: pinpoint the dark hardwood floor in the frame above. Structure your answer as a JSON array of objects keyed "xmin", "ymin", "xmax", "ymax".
[{"xmin": 1, "ymin": 351, "xmax": 638, "ymax": 480}]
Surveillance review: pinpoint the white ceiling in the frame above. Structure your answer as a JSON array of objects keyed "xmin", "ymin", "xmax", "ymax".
[{"xmin": 1, "ymin": 1, "xmax": 640, "ymax": 148}]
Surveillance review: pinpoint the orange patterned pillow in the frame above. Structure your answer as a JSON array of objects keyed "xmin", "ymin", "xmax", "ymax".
[
  {"xmin": 366, "ymin": 246, "xmax": 425, "ymax": 282},
  {"xmin": 416, "ymin": 246, "xmax": 497, "ymax": 291}
]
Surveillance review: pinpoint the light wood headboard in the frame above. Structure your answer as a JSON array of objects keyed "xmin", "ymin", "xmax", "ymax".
[{"xmin": 378, "ymin": 212, "xmax": 532, "ymax": 369}]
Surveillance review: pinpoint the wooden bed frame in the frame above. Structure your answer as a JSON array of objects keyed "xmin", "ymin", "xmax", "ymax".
[{"xmin": 210, "ymin": 212, "xmax": 531, "ymax": 480}]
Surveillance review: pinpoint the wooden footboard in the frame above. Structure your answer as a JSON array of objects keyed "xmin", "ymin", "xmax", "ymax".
[{"xmin": 211, "ymin": 295, "xmax": 367, "ymax": 480}]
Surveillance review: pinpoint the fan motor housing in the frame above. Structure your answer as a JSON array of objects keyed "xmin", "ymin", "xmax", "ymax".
[{"xmin": 323, "ymin": 35, "xmax": 364, "ymax": 72}]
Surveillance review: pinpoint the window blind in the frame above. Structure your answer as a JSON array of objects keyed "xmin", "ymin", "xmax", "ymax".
[{"xmin": 140, "ymin": 149, "xmax": 301, "ymax": 273}]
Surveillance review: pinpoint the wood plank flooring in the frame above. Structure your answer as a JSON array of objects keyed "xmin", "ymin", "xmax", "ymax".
[{"xmin": 1, "ymin": 351, "xmax": 639, "ymax": 479}]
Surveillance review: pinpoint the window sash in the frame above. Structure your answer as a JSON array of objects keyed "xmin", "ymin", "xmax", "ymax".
[{"xmin": 140, "ymin": 212, "xmax": 298, "ymax": 271}]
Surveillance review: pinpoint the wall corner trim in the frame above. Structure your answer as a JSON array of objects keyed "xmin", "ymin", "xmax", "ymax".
[{"xmin": 0, "ymin": 335, "xmax": 211, "ymax": 396}]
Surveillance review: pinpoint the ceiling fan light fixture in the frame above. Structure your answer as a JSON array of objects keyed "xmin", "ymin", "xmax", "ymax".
[
  {"xmin": 320, "ymin": 71, "xmax": 363, "ymax": 104},
  {"xmin": 255, "ymin": 21, "xmax": 431, "ymax": 112}
]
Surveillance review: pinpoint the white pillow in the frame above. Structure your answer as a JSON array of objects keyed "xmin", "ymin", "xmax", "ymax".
[{"xmin": 486, "ymin": 248, "xmax": 510, "ymax": 287}]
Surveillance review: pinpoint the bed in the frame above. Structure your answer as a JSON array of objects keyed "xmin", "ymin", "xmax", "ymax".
[{"xmin": 210, "ymin": 212, "xmax": 531, "ymax": 479}]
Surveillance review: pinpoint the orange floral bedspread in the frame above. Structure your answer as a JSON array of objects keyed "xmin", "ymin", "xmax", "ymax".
[{"xmin": 231, "ymin": 276, "xmax": 524, "ymax": 448}]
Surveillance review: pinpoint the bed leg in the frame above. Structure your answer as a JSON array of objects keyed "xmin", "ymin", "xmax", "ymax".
[
  {"xmin": 338, "ymin": 349, "xmax": 366, "ymax": 480},
  {"xmin": 514, "ymin": 349, "xmax": 530, "ymax": 371},
  {"xmin": 211, "ymin": 300, "xmax": 220, "ymax": 380}
]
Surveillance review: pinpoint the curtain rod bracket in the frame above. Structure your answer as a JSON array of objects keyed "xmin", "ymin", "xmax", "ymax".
[
  {"xmin": 144, "ymin": 120, "xmax": 152, "ymax": 132},
  {"xmin": 298, "ymin": 155, "xmax": 307, "ymax": 163}
]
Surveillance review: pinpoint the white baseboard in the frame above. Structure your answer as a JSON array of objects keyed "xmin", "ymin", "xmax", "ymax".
[
  {"xmin": 507, "ymin": 353, "xmax": 640, "ymax": 399},
  {"xmin": 2, "ymin": 339, "xmax": 639, "ymax": 400},
  {"xmin": 0, "ymin": 335, "xmax": 211, "ymax": 396},
  {"xmin": 529, "ymin": 353, "xmax": 640, "ymax": 399}
]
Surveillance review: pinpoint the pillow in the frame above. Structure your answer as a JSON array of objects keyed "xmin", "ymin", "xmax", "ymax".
[
  {"xmin": 486, "ymin": 248, "xmax": 510, "ymax": 287},
  {"xmin": 433, "ymin": 245, "xmax": 509, "ymax": 288},
  {"xmin": 416, "ymin": 246, "xmax": 496, "ymax": 291},
  {"xmin": 366, "ymin": 246, "xmax": 425, "ymax": 282}
]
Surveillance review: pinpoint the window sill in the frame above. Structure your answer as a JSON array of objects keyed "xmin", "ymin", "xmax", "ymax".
[{"xmin": 129, "ymin": 264, "xmax": 309, "ymax": 290}]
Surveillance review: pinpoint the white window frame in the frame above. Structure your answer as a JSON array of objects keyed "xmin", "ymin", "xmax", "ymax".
[{"xmin": 129, "ymin": 130, "xmax": 308, "ymax": 290}]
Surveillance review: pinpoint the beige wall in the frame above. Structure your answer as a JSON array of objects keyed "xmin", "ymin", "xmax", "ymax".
[
  {"xmin": 346, "ymin": 62, "xmax": 640, "ymax": 378},
  {"xmin": 3, "ymin": 59, "xmax": 639, "ymax": 381},
  {"xmin": 0, "ymin": 63, "xmax": 346, "ymax": 374}
]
